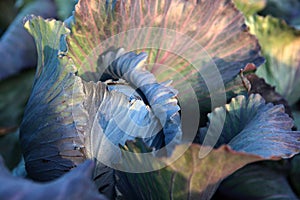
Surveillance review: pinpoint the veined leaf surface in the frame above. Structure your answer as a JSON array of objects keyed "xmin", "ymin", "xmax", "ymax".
[
  {"xmin": 68, "ymin": 0, "xmax": 264, "ymax": 111},
  {"xmin": 198, "ymin": 94, "xmax": 300, "ymax": 158},
  {"xmin": 116, "ymin": 139, "xmax": 265, "ymax": 200}
]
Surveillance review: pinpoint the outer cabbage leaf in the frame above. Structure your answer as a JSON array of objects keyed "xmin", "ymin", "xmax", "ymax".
[
  {"xmin": 21, "ymin": 16, "xmax": 181, "ymax": 199},
  {"xmin": 20, "ymin": 17, "xmax": 85, "ymax": 181},
  {"xmin": 0, "ymin": 156, "xmax": 107, "ymax": 200},
  {"xmin": 214, "ymin": 160, "xmax": 299, "ymax": 200},
  {"xmin": 67, "ymin": 0, "xmax": 264, "ymax": 112},
  {"xmin": 248, "ymin": 15, "xmax": 300, "ymax": 105},
  {"xmin": 214, "ymin": 153, "xmax": 300, "ymax": 199},
  {"xmin": 246, "ymin": 73, "xmax": 292, "ymax": 118},
  {"xmin": 196, "ymin": 70, "xmax": 250, "ymax": 128},
  {"xmin": 0, "ymin": 0, "xmax": 57, "ymax": 80},
  {"xmin": 198, "ymin": 94, "xmax": 300, "ymax": 158},
  {"xmin": 116, "ymin": 138, "xmax": 265, "ymax": 200}
]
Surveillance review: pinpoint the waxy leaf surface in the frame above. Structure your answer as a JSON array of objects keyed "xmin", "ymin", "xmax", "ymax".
[{"xmin": 199, "ymin": 94, "xmax": 300, "ymax": 158}]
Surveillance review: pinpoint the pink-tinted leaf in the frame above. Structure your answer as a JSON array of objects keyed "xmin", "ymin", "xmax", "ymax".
[
  {"xmin": 117, "ymin": 138, "xmax": 266, "ymax": 200},
  {"xmin": 246, "ymin": 73, "xmax": 293, "ymax": 118},
  {"xmin": 68, "ymin": 0, "xmax": 264, "ymax": 111}
]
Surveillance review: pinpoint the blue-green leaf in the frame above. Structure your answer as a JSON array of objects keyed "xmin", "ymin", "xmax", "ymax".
[
  {"xmin": 21, "ymin": 17, "xmax": 84, "ymax": 181},
  {"xmin": 199, "ymin": 94, "xmax": 300, "ymax": 158}
]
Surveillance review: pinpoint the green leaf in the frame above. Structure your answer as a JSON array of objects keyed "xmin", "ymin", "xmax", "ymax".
[
  {"xmin": 68, "ymin": 0, "xmax": 264, "ymax": 111},
  {"xmin": 199, "ymin": 94, "xmax": 300, "ymax": 158},
  {"xmin": 223, "ymin": 73, "xmax": 248, "ymax": 101},
  {"xmin": 0, "ymin": 70, "xmax": 34, "ymax": 130},
  {"xmin": 117, "ymin": 139, "xmax": 265, "ymax": 200},
  {"xmin": 0, "ymin": 0, "xmax": 57, "ymax": 80},
  {"xmin": 21, "ymin": 16, "xmax": 86, "ymax": 181},
  {"xmin": 54, "ymin": 0, "xmax": 78, "ymax": 20},
  {"xmin": 195, "ymin": 71, "xmax": 249, "ymax": 128},
  {"xmin": 292, "ymin": 110, "xmax": 300, "ymax": 130},
  {"xmin": 0, "ymin": 130, "xmax": 21, "ymax": 170},
  {"xmin": 247, "ymin": 15, "xmax": 300, "ymax": 105},
  {"xmin": 0, "ymin": 157, "xmax": 107, "ymax": 200},
  {"xmin": 214, "ymin": 160, "xmax": 299, "ymax": 200},
  {"xmin": 233, "ymin": 0, "xmax": 266, "ymax": 16},
  {"xmin": 0, "ymin": 0, "xmax": 17, "ymax": 31}
]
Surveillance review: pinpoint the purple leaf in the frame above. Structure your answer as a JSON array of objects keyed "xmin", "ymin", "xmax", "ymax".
[{"xmin": 0, "ymin": 156, "xmax": 107, "ymax": 200}]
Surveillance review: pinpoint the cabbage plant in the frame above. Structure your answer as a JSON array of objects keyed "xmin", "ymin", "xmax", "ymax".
[{"xmin": 0, "ymin": 0, "xmax": 300, "ymax": 199}]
